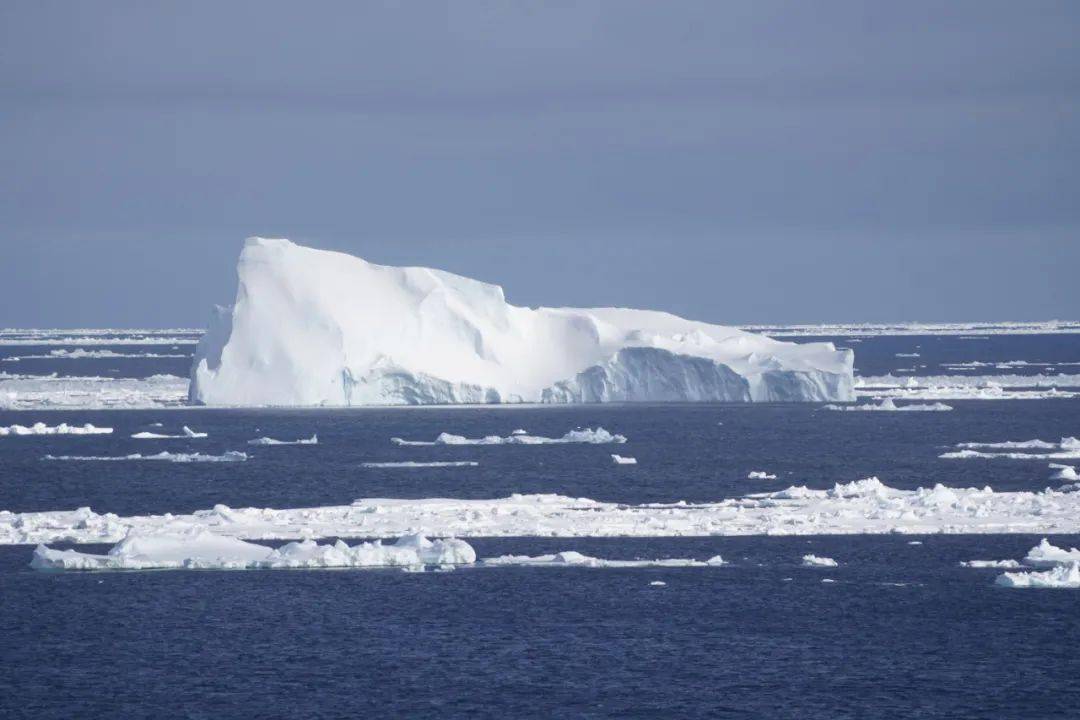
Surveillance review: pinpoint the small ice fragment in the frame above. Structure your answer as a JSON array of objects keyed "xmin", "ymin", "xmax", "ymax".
[
  {"xmin": 802, "ymin": 554, "xmax": 838, "ymax": 568},
  {"xmin": 611, "ymin": 454, "xmax": 637, "ymax": 465},
  {"xmin": 649, "ymin": 581, "xmax": 666, "ymax": 587},
  {"xmin": 747, "ymin": 471, "xmax": 777, "ymax": 480}
]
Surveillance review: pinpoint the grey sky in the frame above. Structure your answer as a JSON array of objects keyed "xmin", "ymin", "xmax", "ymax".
[{"xmin": 2, "ymin": 1, "xmax": 1077, "ymax": 327}]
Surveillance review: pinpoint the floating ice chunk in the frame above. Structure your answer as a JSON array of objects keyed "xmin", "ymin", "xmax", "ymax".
[
  {"xmin": 392, "ymin": 427, "xmax": 627, "ymax": 446},
  {"xmin": 480, "ymin": 551, "xmax": 724, "ymax": 568},
  {"xmin": 747, "ymin": 471, "xmax": 777, "ymax": 480},
  {"xmin": 823, "ymin": 398, "xmax": 952, "ymax": 412},
  {"xmin": 995, "ymin": 563, "xmax": 1080, "ymax": 589},
  {"xmin": 1023, "ymin": 538, "xmax": 1080, "ymax": 568},
  {"xmin": 940, "ymin": 437, "xmax": 1080, "ymax": 460},
  {"xmin": 802, "ymin": 554, "xmax": 838, "ymax": 567},
  {"xmin": 0, "ymin": 422, "xmax": 113, "ymax": 436},
  {"xmin": 1050, "ymin": 464, "xmax": 1079, "ymax": 481},
  {"xmin": 957, "ymin": 439, "xmax": 1058, "ymax": 450},
  {"xmin": 247, "ymin": 434, "xmax": 318, "ymax": 446},
  {"xmin": 611, "ymin": 454, "xmax": 637, "ymax": 465},
  {"xmin": 650, "ymin": 580, "xmax": 667, "ymax": 587},
  {"xmin": 895, "ymin": 353, "xmax": 920, "ymax": 358},
  {"xmin": 908, "ymin": 541, "xmax": 923, "ymax": 545},
  {"xmin": 131, "ymin": 426, "xmax": 207, "ymax": 439},
  {"xmin": 30, "ymin": 529, "xmax": 476, "ymax": 571},
  {"xmin": 361, "ymin": 461, "xmax": 479, "ymax": 468},
  {"xmin": 960, "ymin": 559, "xmax": 1022, "ymax": 569},
  {"xmin": 43, "ymin": 451, "xmax": 248, "ymax": 463}
]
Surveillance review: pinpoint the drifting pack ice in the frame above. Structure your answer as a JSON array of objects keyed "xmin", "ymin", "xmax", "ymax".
[{"xmin": 189, "ymin": 238, "xmax": 854, "ymax": 406}]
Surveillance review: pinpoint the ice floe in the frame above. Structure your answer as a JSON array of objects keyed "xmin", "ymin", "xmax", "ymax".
[
  {"xmin": 824, "ymin": 398, "xmax": 953, "ymax": 412},
  {"xmin": 361, "ymin": 461, "xmax": 479, "ymax": 468},
  {"xmin": 801, "ymin": 554, "xmax": 838, "ymax": 567},
  {"xmin": 247, "ymin": 434, "xmax": 318, "ymax": 446},
  {"xmin": 1050, "ymin": 464, "xmax": 1079, "ymax": 481},
  {"xmin": 0, "ymin": 422, "xmax": 113, "ymax": 436},
  {"xmin": 855, "ymin": 373, "xmax": 1080, "ymax": 401},
  {"xmin": 995, "ymin": 564, "xmax": 1080, "ymax": 589},
  {"xmin": 3, "ymin": 349, "xmax": 188, "ymax": 360},
  {"xmin": 954, "ymin": 538, "xmax": 1080, "ymax": 588},
  {"xmin": 611, "ymin": 454, "xmax": 637, "ymax": 465},
  {"xmin": 747, "ymin": 471, "xmax": 777, "ymax": 480},
  {"xmin": 480, "ymin": 551, "xmax": 725, "ymax": 568},
  {"xmin": 959, "ymin": 559, "xmax": 1021, "ymax": 569},
  {"xmin": 8, "ymin": 477, "xmax": 1080, "ymax": 546},
  {"xmin": 1023, "ymin": 538, "xmax": 1080, "ymax": 568},
  {"xmin": 131, "ymin": 426, "xmax": 207, "ymax": 439},
  {"xmin": 940, "ymin": 437, "xmax": 1080, "ymax": 460},
  {"xmin": 0, "ymin": 373, "xmax": 188, "ymax": 410},
  {"xmin": 42, "ymin": 451, "xmax": 248, "ymax": 463},
  {"xmin": 0, "ymin": 331, "xmax": 199, "ymax": 346},
  {"xmin": 392, "ymin": 427, "xmax": 627, "ymax": 446},
  {"xmin": 31, "ymin": 529, "xmax": 475, "ymax": 571},
  {"xmin": 738, "ymin": 320, "xmax": 1080, "ymax": 337}
]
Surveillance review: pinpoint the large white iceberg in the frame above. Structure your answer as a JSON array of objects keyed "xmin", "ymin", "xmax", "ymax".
[{"xmin": 189, "ymin": 238, "xmax": 854, "ymax": 406}]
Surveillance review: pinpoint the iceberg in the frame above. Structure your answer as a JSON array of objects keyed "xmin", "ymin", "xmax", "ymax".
[{"xmin": 189, "ymin": 238, "xmax": 854, "ymax": 406}]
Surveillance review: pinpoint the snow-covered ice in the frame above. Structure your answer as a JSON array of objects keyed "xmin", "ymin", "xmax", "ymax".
[
  {"xmin": 801, "ymin": 554, "xmax": 838, "ymax": 567},
  {"xmin": 392, "ymin": 427, "xmax": 627, "ymax": 446},
  {"xmin": 8, "ymin": 477, "xmax": 1080, "ymax": 547},
  {"xmin": 747, "ymin": 471, "xmax": 777, "ymax": 480},
  {"xmin": 42, "ymin": 451, "xmax": 248, "ymax": 463},
  {"xmin": 611, "ymin": 454, "xmax": 637, "ymax": 465},
  {"xmin": 0, "ymin": 422, "xmax": 112, "ymax": 436},
  {"xmin": 131, "ymin": 426, "xmax": 207, "ymax": 439},
  {"xmin": 189, "ymin": 238, "xmax": 854, "ymax": 406},
  {"xmin": 247, "ymin": 434, "xmax": 318, "ymax": 446}
]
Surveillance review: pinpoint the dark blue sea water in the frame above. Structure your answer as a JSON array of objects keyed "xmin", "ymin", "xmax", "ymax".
[{"xmin": 1, "ymin": 332, "xmax": 1079, "ymax": 718}]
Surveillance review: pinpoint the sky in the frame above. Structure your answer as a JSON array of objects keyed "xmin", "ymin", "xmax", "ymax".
[{"xmin": 1, "ymin": 1, "xmax": 1078, "ymax": 328}]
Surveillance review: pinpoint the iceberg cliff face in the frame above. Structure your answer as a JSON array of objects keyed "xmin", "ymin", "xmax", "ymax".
[{"xmin": 189, "ymin": 238, "xmax": 854, "ymax": 406}]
